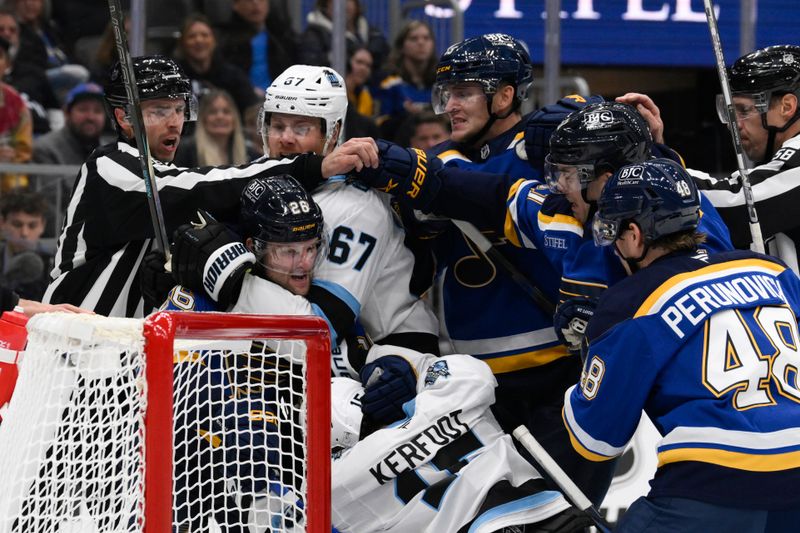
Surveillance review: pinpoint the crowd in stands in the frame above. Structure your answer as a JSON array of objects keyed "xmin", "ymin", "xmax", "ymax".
[{"xmin": 0, "ymin": 0, "xmax": 447, "ymax": 302}]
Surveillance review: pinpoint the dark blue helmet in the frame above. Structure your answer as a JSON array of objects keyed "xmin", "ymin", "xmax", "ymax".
[
  {"xmin": 239, "ymin": 175, "xmax": 324, "ymax": 246},
  {"xmin": 432, "ymin": 33, "xmax": 533, "ymax": 113},
  {"xmin": 593, "ymin": 158, "xmax": 700, "ymax": 247}
]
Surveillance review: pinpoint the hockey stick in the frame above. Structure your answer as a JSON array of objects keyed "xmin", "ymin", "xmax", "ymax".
[
  {"xmin": 512, "ymin": 425, "xmax": 612, "ymax": 533},
  {"xmin": 107, "ymin": 0, "xmax": 171, "ymax": 256},
  {"xmin": 451, "ymin": 219, "xmax": 556, "ymax": 315},
  {"xmin": 703, "ymin": 0, "xmax": 765, "ymax": 253}
]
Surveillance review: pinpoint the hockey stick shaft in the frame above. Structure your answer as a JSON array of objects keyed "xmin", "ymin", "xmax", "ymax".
[
  {"xmin": 512, "ymin": 425, "xmax": 612, "ymax": 533},
  {"xmin": 451, "ymin": 219, "xmax": 556, "ymax": 315},
  {"xmin": 703, "ymin": 0, "xmax": 765, "ymax": 254},
  {"xmin": 107, "ymin": 0, "xmax": 171, "ymax": 256}
]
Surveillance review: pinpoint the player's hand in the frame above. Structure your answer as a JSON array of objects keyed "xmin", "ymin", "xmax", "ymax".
[
  {"xmin": 554, "ymin": 297, "xmax": 597, "ymax": 357},
  {"xmin": 17, "ymin": 299, "xmax": 93, "ymax": 317},
  {"xmin": 525, "ymin": 94, "xmax": 605, "ymax": 172},
  {"xmin": 171, "ymin": 211, "xmax": 255, "ymax": 309},
  {"xmin": 321, "ymin": 137, "xmax": 379, "ymax": 177},
  {"xmin": 359, "ymin": 355, "xmax": 418, "ymax": 424},
  {"xmin": 352, "ymin": 140, "xmax": 443, "ymax": 209},
  {"xmin": 139, "ymin": 250, "xmax": 175, "ymax": 313},
  {"xmin": 616, "ymin": 92, "xmax": 664, "ymax": 143}
]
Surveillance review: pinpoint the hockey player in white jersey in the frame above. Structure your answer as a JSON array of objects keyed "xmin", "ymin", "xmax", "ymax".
[
  {"xmin": 331, "ymin": 345, "xmax": 590, "ymax": 533},
  {"xmin": 169, "ymin": 65, "xmax": 439, "ymax": 370}
]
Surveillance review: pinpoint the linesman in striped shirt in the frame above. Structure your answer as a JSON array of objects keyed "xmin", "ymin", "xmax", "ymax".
[{"xmin": 43, "ymin": 56, "xmax": 377, "ymax": 317}]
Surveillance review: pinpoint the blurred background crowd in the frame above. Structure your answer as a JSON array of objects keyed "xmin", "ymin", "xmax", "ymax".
[{"xmin": 0, "ymin": 0, "xmax": 747, "ymax": 305}]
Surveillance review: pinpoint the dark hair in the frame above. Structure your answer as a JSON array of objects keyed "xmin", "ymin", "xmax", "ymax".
[
  {"xmin": 394, "ymin": 110, "xmax": 450, "ymax": 147},
  {"xmin": 346, "ymin": 43, "xmax": 371, "ymax": 74},
  {"xmin": 651, "ymin": 230, "xmax": 707, "ymax": 253},
  {"xmin": 0, "ymin": 190, "xmax": 49, "ymax": 219},
  {"xmin": 178, "ymin": 13, "xmax": 216, "ymax": 56},
  {"xmin": 388, "ymin": 20, "xmax": 437, "ymax": 88}
]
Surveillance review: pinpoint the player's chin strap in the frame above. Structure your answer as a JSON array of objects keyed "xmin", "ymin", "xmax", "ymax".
[
  {"xmin": 760, "ymin": 108, "xmax": 800, "ymax": 164},
  {"xmin": 462, "ymin": 91, "xmax": 520, "ymax": 149}
]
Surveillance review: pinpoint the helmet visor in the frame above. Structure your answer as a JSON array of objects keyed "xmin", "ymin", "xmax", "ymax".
[
  {"xmin": 252, "ymin": 236, "xmax": 328, "ymax": 277},
  {"xmin": 715, "ymin": 92, "xmax": 768, "ymax": 124},
  {"xmin": 431, "ymin": 81, "xmax": 487, "ymax": 114},
  {"xmin": 592, "ymin": 212, "xmax": 622, "ymax": 247},
  {"xmin": 544, "ymin": 154, "xmax": 595, "ymax": 194},
  {"xmin": 140, "ymin": 94, "xmax": 198, "ymax": 125}
]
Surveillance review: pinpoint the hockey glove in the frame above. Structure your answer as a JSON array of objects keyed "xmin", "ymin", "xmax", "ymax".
[
  {"xmin": 139, "ymin": 250, "xmax": 176, "ymax": 312},
  {"xmin": 359, "ymin": 355, "xmax": 418, "ymax": 425},
  {"xmin": 524, "ymin": 94, "xmax": 605, "ymax": 172},
  {"xmin": 171, "ymin": 212, "xmax": 255, "ymax": 310},
  {"xmin": 554, "ymin": 297, "xmax": 598, "ymax": 357},
  {"xmin": 352, "ymin": 140, "xmax": 443, "ymax": 210}
]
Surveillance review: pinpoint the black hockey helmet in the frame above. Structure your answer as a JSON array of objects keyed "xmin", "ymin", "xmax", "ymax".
[
  {"xmin": 104, "ymin": 55, "xmax": 196, "ymax": 120},
  {"xmin": 432, "ymin": 33, "xmax": 533, "ymax": 114},
  {"xmin": 239, "ymin": 174, "xmax": 324, "ymax": 247},
  {"xmin": 545, "ymin": 102, "xmax": 653, "ymax": 192},
  {"xmin": 729, "ymin": 45, "xmax": 800, "ymax": 95},
  {"xmin": 593, "ymin": 158, "xmax": 700, "ymax": 248}
]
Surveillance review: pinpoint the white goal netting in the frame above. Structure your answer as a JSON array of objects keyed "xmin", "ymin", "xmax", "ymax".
[{"xmin": 0, "ymin": 312, "xmax": 329, "ymax": 533}]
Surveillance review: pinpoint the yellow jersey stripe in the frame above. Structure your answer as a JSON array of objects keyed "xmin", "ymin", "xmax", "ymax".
[
  {"xmin": 484, "ymin": 345, "xmax": 570, "ymax": 374},
  {"xmin": 634, "ymin": 259, "xmax": 786, "ymax": 318},
  {"xmin": 562, "ymin": 409, "xmax": 616, "ymax": 462},
  {"xmin": 504, "ymin": 179, "xmax": 527, "ymax": 247},
  {"xmin": 438, "ymin": 149, "xmax": 471, "ymax": 164},
  {"xmin": 657, "ymin": 447, "xmax": 800, "ymax": 472}
]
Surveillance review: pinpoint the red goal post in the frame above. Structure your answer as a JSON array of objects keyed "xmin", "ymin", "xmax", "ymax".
[{"xmin": 0, "ymin": 311, "xmax": 331, "ymax": 533}]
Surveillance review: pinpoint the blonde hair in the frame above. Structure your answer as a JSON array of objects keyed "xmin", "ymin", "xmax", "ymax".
[{"xmin": 195, "ymin": 90, "xmax": 248, "ymax": 167}]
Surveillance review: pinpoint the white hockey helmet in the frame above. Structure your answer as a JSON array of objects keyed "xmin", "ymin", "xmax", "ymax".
[
  {"xmin": 331, "ymin": 377, "xmax": 364, "ymax": 452},
  {"xmin": 260, "ymin": 65, "xmax": 348, "ymax": 157}
]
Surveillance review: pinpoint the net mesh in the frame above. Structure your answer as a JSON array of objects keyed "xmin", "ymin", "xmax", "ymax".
[{"xmin": 0, "ymin": 312, "xmax": 322, "ymax": 533}]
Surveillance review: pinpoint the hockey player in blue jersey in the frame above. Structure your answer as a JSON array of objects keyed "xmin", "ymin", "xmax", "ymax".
[
  {"xmin": 564, "ymin": 158, "xmax": 800, "ymax": 532},
  {"xmin": 350, "ymin": 33, "xmax": 617, "ymax": 505}
]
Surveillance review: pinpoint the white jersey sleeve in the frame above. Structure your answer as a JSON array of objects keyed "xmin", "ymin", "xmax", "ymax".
[
  {"xmin": 331, "ymin": 350, "xmax": 569, "ymax": 533},
  {"xmin": 313, "ymin": 181, "xmax": 438, "ymax": 341}
]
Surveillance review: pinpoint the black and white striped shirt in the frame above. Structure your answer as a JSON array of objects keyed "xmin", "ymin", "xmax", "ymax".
[
  {"xmin": 43, "ymin": 138, "xmax": 326, "ymax": 317},
  {"xmin": 691, "ymin": 133, "xmax": 800, "ymax": 274}
]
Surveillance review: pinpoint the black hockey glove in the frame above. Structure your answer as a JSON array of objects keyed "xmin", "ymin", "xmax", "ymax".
[
  {"xmin": 554, "ymin": 297, "xmax": 598, "ymax": 359},
  {"xmin": 524, "ymin": 94, "xmax": 605, "ymax": 173},
  {"xmin": 359, "ymin": 355, "xmax": 418, "ymax": 425},
  {"xmin": 171, "ymin": 212, "xmax": 255, "ymax": 310},
  {"xmin": 352, "ymin": 140, "xmax": 443, "ymax": 210},
  {"xmin": 139, "ymin": 250, "xmax": 176, "ymax": 312}
]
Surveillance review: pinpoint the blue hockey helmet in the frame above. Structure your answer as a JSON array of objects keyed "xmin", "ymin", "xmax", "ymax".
[
  {"xmin": 432, "ymin": 33, "xmax": 533, "ymax": 114},
  {"xmin": 592, "ymin": 158, "xmax": 700, "ymax": 247},
  {"xmin": 239, "ymin": 174, "xmax": 324, "ymax": 247},
  {"xmin": 546, "ymin": 102, "xmax": 653, "ymax": 193}
]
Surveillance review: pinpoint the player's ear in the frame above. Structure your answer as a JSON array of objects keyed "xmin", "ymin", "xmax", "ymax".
[
  {"xmin": 114, "ymin": 107, "xmax": 130, "ymax": 129},
  {"xmin": 492, "ymin": 83, "xmax": 516, "ymax": 114},
  {"xmin": 244, "ymin": 237, "xmax": 256, "ymax": 253},
  {"xmin": 780, "ymin": 93, "xmax": 798, "ymax": 118}
]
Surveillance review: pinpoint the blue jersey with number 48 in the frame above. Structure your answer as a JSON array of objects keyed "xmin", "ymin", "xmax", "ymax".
[{"xmin": 564, "ymin": 249, "xmax": 800, "ymax": 510}]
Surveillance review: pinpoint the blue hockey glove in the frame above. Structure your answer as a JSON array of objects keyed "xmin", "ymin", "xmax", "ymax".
[
  {"xmin": 171, "ymin": 211, "xmax": 255, "ymax": 310},
  {"xmin": 359, "ymin": 355, "xmax": 418, "ymax": 425},
  {"xmin": 554, "ymin": 297, "xmax": 598, "ymax": 357},
  {"xmin": 352, "ymin": 140, "xmax": 443, "ymax": 210},
  {"xmin": 524, "ymin": 94, "xmax": 605, "ymax": 172}
]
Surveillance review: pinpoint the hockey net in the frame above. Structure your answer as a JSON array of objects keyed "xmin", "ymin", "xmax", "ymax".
[{"xmin": 0, "ymin": 311, "xmax": 331, "ymax": 533}]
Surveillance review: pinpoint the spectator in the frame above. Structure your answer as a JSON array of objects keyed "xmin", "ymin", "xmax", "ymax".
[
  {"xmin": 33, "ymin": 82, "xmax": 110, "ymax": 223},
  {"xmin": 0, "ymin": 7, "xmax": 59, "ymax": 135},
  {"xmin": 51, "ymin": 0, "xmax": 130, "ymax": 66},
  {"xmin": 0, "ymin": 35, "xmax": 32, "ymax": 192},
  {"xmin": 301, "ymin": 0, "xmax": 388, "ymax": 72},
  {"xmin": 0, "ymin": 190, "xmax": 51, "ymax": 301},
  {"xmin": 376, "ymin": 20, "xmax": 437, "ymax": 139},
  {"xmin": 12, "ymin": 0, "xmax": 90, "ymax": 100},
  {"xmin": 216, "ymin": 0, "xmax": 298, "ymax": 92},
  {"xmin": 175, "ymin": 14, "xmax": 260, "ymax": 116},
  {"xmin": 173, "ymin": 89, "xmax": 256, "ymax": 168},
  {"xmin": 345, "ymin": 44, "xmax": 374, "ymax": 117},
  {"xmin": 396, "ymin": 110, "xmax": 450, "ymax": 151},
  {"xmin": 344, "ymin": 44, "xmax": 378, "ymax": 140}
]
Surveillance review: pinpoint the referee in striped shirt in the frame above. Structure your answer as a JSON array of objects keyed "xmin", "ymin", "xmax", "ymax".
[{"xmin": 43, "ymin": 56, "xmax": 377, "ymax": 317}]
